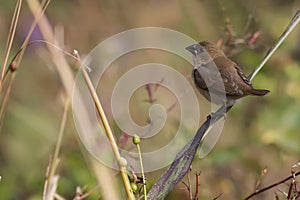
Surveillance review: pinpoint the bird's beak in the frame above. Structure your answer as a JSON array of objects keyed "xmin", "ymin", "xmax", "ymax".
[
  {"xmin": 185, "ymin": 44, "xmax": 203, "ymax": 56},
  {"xmin": 185, "ymin": 44, "xmax": 197, "ymax": 55}
]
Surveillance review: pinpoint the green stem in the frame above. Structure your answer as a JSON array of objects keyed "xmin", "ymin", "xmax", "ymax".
[{"xmin": 137, "ymin": 143, "xmax": 147, "ymax": 200}]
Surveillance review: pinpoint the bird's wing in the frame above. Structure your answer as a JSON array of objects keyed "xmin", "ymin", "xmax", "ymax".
[
  {"xmin": 234, "ymin": 64, "xmax": 252, "ymax": 86},
  {"xmin": 194, "ymin": 62, "xmax": 227, "ymax": 95},
  {"xmin": 208, "ymin": 57, "xmax": 249, "ymax": 96}
]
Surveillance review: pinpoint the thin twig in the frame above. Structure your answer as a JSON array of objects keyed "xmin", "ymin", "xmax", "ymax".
[
  {"xmin": 0, "ymin": 0, "xmax": 22, "ymax": 84},
  {"xmin": 137, "ymin": 144, "xmax": 147, "ymax": 200},
  {"xmin": 212, "ymin": 193, "xmax": 222, "ymax": 200},
  {"xmin": 0, "ymin": 74, "xmax": 15, "ymax": 130},
  {"xmin": 74, "ymin": 184, "xmax": 101, "ymax": 200},
  {"xmin": 145, "ymin": 84, "xmax": 154, "ymax": 104},
  {"xmin": 249, "ymin": 10, "xmax": 300, "ymax": 81},
  {"xmin": 148, "ymin": 10, "xmax": 300, "ymax": 200},
  {"xmin": 187, "ymin": 168, "xmax": 193, "ymax": 200},
  {"xmin": 182, "ymin": 181, "xmax": 190, "ymax": 192},
  {"xmin": 0, "ymin": 0, "xmax": 51, "ymax": 131},
  {"xmin": 244, "ymin": 171, "xmax": 300, "ymax": 200},
  {"xmin": 47, "ymin": 99, "xmax": 69, "ymax": 190},
  {"xmin": 193, "ymin": 172, "xmax": 201, "ymax": 200},
  {"xmin": 43, "ymin": 156, "xmax": 52, "ymax": 200},
  {"xmin": 255, "ymin": 167, "xmax": 268, "ymax": 191},
  {"xmin": 0, "ymin": 0, "xmax": 51, "ymax": 93},
  {"xmin": 26, "ymin": 1, "xmax": 128, "ymax": 198},
  {"xmin": 5, "ymin": 40, "xmax": 77, "ymax": 68},
  {"xmin": 133, "ymin": 135, "xmax": 148, "ymax": 200},
  {"xmin": 287, "ymin": 178, "xmax": 293, "ymax": 199},
  {"xmin": 14, "ymin": 0, "xmax": 51, "ymax": 67},
  {"xmin": 73, "ymin": 51, "xmax": 135, "ymax": 200}
]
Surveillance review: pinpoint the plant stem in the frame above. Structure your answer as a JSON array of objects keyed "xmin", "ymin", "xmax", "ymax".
[
  {"xmin": 48, "ymin": 99, "xmax": 69, "ymax": 184},
  {"xmin": 78, "ymin": 57, "xmax": 135, "ymax": 200},
  {"xmin": 249, "ymin": 10, "xmax": 300, "ymax": 81},
  {"xmin": 136, "ymin": 143, "xmax": 147, "ymax": 200},
  {"xmin": 0, "ymin": 0, "xmax": 22, "ymax": 86},
  {"xmin": 244, "ymin": 171, "xmax": 300, "ymax": 200}
]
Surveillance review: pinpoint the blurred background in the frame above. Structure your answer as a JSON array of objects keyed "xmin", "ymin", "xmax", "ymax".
[{"xmin": 0, "ymin": 0, "xmax": 300, "ymax": 199}]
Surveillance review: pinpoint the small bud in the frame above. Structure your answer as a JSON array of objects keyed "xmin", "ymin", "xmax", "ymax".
[
  {"xmin": 130, "ymin": 182, "xmax": 138, "ymax": 192},
  {"xmin": 9, "ymin": 61, "xmax": 18, "ymax": 72},
  {"xmin": 262, "ymin": 168, "xmax": 268, "ymax": 174},
  {"xmin": 133, "ymin": 134, "xmax": 141, "ymax": 145}
]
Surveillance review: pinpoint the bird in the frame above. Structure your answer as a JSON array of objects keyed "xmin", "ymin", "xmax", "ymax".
[{"xmin": 186, "ymin": 41, "xmax": 269, "ymax": 106}]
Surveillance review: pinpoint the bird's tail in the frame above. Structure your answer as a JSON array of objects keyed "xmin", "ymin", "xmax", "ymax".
[{"xmin": 250, "ymin": 89, "xmax": 270, "ymax": 96}]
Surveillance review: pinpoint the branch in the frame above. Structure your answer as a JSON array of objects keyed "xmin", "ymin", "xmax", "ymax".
[
  {"xmin": 244, "ymin": 171, "xmax": 300, "ymax": 200},
  {"xmin": 147, "ymin": 10, "xmax": 300, "ymax": 200},
  {"xmin": 249, "ymin": 10, "xmax": 300, "ymax": 81},
  {"xmin": 147, "ymin": 106, "xmax": 231, "ymax": 200}
]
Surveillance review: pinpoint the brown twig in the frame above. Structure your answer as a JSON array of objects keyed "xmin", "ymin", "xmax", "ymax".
[
  {"xmin": 212, "ymin": 193, "xmax": 222, "ymax": 200},
  {"xmin": 144, "ymin": 78, "xmax": 164, "ymax": 104},
  {"xmin": 187, "ymin": 167, "xmax": 193, "ymax": 200},
  {"xmin": 0, "ymin": 0, "xmax": 51, "ymax": 132},
  {"xmin": 0, "ymin": 75, "xmax": 14, "ymax": 130},
  {"xmin": 255, "ymin": 167, "xmax": 268, "ymax": 191},
  {"xmin": 182, "ymin": 181, "xmax": 190, "ymax": 191},
  {"xmin": 244, "ymin": 171, "xmax": 300, "ymax": 200},
  {"xmin": 248, "ymin": 31, "xmax": 261, "ymax": 46},
  {"xmin": 287, "ymin": 170, "xmax": 297, "ymax": 199},
  {"xmin": 43, "ymin": 156, "xmax": 52, "ymax": 200},
  {"xmin": 193, "ymin": 172, "xmax": 201, "ymax": 200},
  {"xmin": 73, "ymin": 184, "xmax": 101, "ymax": 200},
  {"xmin": 147, "ymin": 105, "xmax": 232, "ymax": 200},
  {"xmin": 148, "ymin": 10, "xmax": 300, "ymax": 199},
  {"xmin": 0, "ymin": 0, "xmax": 22, "ymax": 85},
  {"xmin": 145, "ymin": 84, "xmax": 155, "ymax": 104}
]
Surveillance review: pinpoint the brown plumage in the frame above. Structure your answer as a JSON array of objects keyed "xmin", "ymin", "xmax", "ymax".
[{"xmin": 186, "ymin": 41, "xmax": 269, "ymax": 105}]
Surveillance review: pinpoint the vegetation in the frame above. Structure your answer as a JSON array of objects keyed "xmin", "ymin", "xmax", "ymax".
[{"xmin": 0, "ymin": 0, "xmax": 299, "ymax": 199}]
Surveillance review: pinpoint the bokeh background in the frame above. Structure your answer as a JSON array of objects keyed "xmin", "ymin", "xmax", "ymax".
[{"xmin": 0, "ymin": 0, "xmax": 300, "ymax": 199}]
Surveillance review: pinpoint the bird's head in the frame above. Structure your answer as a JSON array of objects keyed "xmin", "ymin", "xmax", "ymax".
[
  {"xmin": 186, "ymin": 41, "xmax": 224, "ymax": 58},
  {"xmin": 199, "ymin": 41, "xmax": 224, "ymax": 58}
]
